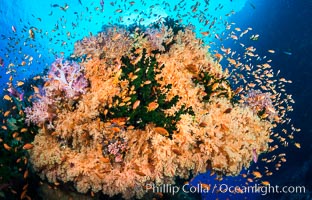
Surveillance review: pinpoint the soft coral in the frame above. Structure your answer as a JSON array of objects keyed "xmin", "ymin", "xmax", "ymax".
[
  {"xmin": 24, "ymin": 58, "xmax": 88, "ymax": 127},
  {"xmin": 47, "ymin": 57, "xmax": 88, "ymax": 98}
]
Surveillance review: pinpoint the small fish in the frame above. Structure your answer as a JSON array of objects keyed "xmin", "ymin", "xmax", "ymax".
[
  {"xmin": 283, "ymin": 51, "xmax": 292, "ymax": 56},
  {"xmin": 4, "ymin": 110, "xmax": 11, "ymax": 117},
  {"xmin": 60, "ymin": 3, "xmax": 69, "ymax": 11},
  {"xmin": 154, "ymin": 127, "xmax": 169, "ymax": 136},
  {"xmin": 214, "ymin": 34, "xmax": 221, "ymax": 40},
  {"xmin": 230, "ymin": 34, "xmax": 238, "ymax": 40},
  {"xmin": 147, "ymin": 102, "xmax": 158, "ymax": 111},
  {"xmin": 51, "ymin": 4, "xmax": 59, "ymax": 7},
  {"xmin": 23, "ymin": 143, "xmax": 34, "ymax": 150},
  {"xmin": 211, "ymin": 82, "xmax": 219, "ymax": 91},
  {"xmin": 0, "ymin": 57, "xmax": 4, "ymax": 67},
  {"xmin": 234, "ymin": 87, "xmax": 243, "ymax": 94},
  {"xmin": 17, "ymin": 81, "xmax": 24, "ymax": 86},
  {"xmin": 250, "ymin": 34, "xmax": 259, "ymax": 41},
  {"xmin": 199, "ymin": 122, "xmax": 207, "ymax": 127},
  {"xmin": 201, "ymin": 31, "xmax": 210, "ymax": 36},
  {"xmin": 23, "ymin": 169, "xmax": 29, "ymax": 179},
  {"xmin": 261, "ymin": 181, "xmax": 270, "ymax": 186},
  {"xmin": 3, "ymin": 143, "xmax": 11, "ymax": 151},
  {"xmin": 132, "ymin": 100, "xmax": 140, "ymax": 110},
  {"xmin": 294, "ymin": 143, "xmax": 301, "ymax": 148},
  {"xmin": 100, "ymin": 0, "xmax": 104, "ymax": 12},
  {"xmin": 214, "ymin": 53, "xmax": 223, "ymax": 62},
  {"xmin": 252, "ymin": 171, "xmax": 262, "ymax": 178},
  {"xmin": 20, "ymin": 128, "xmax": 28, "ymax": 133},
  {"xmin": 29, "ymin": 29, "xmax": 35, "ymax": 39},
  {"xmin": 12, "ymin": 25, "xmax": 16, "ymax": 33},
  {"xmin": 3, "ymin": 95, "xmax": 12, "ymax": 101}
]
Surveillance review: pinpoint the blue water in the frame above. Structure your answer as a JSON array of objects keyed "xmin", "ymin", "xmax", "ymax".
[{"xmin": 0, "ymin": 0, "xmax": 311, "ymax": 199}]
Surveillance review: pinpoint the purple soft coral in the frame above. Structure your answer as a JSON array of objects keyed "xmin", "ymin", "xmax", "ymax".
[
  {"xmin": 48, "ymin": 57, "xmax": 88, "ymax": 98},
  {"xmin": 25, "ymin": 58, "xmax": 88, "ymax": 127},
  {"xmin": 243, "ymin": 89, "xmax": 276, "ymax": 120}
]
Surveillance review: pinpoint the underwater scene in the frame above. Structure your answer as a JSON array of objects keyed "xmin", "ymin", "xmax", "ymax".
[{"xmin": 0, "ymin": 0, "xmax": 311, "ymax": 199}]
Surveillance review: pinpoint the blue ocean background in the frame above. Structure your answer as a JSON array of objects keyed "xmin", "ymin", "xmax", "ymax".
[{"xmin": 0, "ymin": 0, "xmax": 311, "ymax": 199}]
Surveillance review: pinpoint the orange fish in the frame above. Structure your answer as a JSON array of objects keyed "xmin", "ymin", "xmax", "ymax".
[
  {"xmin": 23, "ymin": 143, "xmax": 34, "ymax": 150},
  {"xmin": 3, "ymin": 143, "xmax": 11, "ymax": 151},
  {"xmin": 268, "ymin": 50, "xmax": 275, "ymax": 53},
  {"xmin": 17, "ymin": 81, "xmax": 24, "ymax": 86},
  {"xmin": 132, "ymin": 100, "xmax": 140, "ymax": 110},
  {"xmin": 20, "ymin": 128, "xmax": 28, "ymax": 133},
  {"xmin": 261, "ymin": 181, "xmax": 270, "ymax": 186},
  {"xmin": 147, "ymin": 102, "xmax": 158, "ymax": 111},
  {"xmin": 3, "ymin": 95, "xmax": 12, "ymax": 101},
  {"xmin": 214, "ymin": 53, "xmax": 223, "ymax": 62},
  {"xmin": 201, "ymin": 31, "xmax": 210, "ymax": 36},
  {"xmin": 23, "ymin": 169, "xmax": 29, "ymax": 179},
  {"xmin": 252, "ymin": 171, "xmax": 262, "ymax": 178},
  {"xmin": 154, "ymin": 127, "xmax": 169, "ymax": 136},
  {"xmin": 4, "ymin": 110, "xmax": 11, "ymax": 117},
  {"xmin": 294, "ymin": 143, "xmax": 301, "ymax": 148}
]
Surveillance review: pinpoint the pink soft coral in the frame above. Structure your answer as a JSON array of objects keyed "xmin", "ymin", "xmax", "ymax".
[
  {"xmin": 24, "ymin": 96, "xmax": 54, "ymax": 126},
  {"xmin": 106, "ymin": 139, "xmax": 128, "ymax": 163},
  {"xmin": 47, "ymin": 57, "xmax": 88, "ymax": 98}
]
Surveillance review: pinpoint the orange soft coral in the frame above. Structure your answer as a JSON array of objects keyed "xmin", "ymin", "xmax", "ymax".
[{"xmin": 29, "ymin": 25, "xmax": 274, "ymax": 199}]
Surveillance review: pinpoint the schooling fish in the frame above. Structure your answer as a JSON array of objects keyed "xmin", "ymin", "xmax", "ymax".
[
  {"xmin": 50, "ymin": 4, "xmax": 59, "ymax": 7},
  {"xmin": 11, "ymin": 25, "xmax": 16, "ymax": 33},
  {"xmin": 283, "ymin": 51, "xmax": 292, "ymax": 56},
  {"xmin": 29, "ymin": 29, "xmax": 35, "ymax": 39},
  {"xmin": 60, "ymin": 3, "xmax": 69, "ymax": 11},
  {"xmin": 0, "ymin": 57, "xmax": 4, "ymax": 67},
  {"xmin": 100, "ymin": 0, "xmax": 104, "ymax": 12}
]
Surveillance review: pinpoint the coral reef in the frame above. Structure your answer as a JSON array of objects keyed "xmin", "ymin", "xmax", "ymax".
[{"xmin": 26, "ymin": 23, "xmax": 276, "ymax": 199}]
